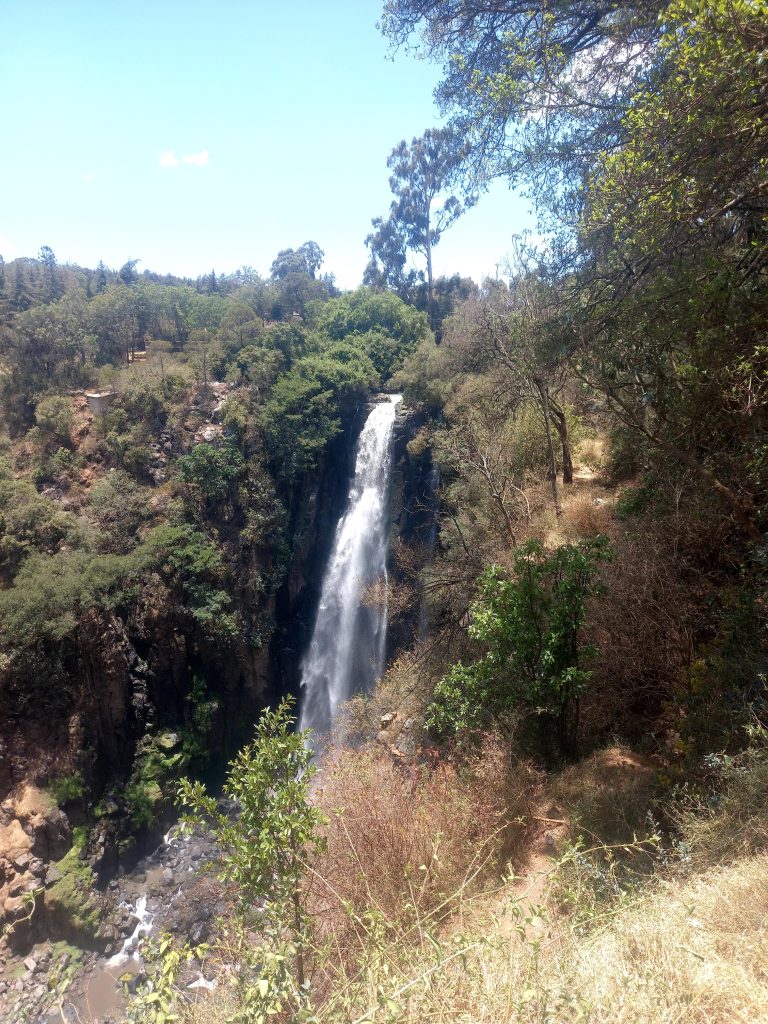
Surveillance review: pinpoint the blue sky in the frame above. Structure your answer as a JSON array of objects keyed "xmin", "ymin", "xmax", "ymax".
[{"xmin": 0, "ymin": 0, "xmax": 533, "ymax": 288}]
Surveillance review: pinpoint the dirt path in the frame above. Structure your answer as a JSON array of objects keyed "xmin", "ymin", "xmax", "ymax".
[{"xmin": 544, "ymin": 441, "xmax": 617, "ymax": 549}]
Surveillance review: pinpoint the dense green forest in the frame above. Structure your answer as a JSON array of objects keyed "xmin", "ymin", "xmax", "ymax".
[{"xmin": 1, "ymin": 1, "xmax": 767, "ymax": 1022}]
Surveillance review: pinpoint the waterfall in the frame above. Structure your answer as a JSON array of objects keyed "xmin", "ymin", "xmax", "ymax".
[{"xmin": 299, "ymin": 394, "xmax": 402, "ymax": 741}]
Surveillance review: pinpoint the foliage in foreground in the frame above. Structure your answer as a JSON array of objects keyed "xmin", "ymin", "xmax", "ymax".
[
  {"xmin": 177, "ymin": 698, "xmax": 324, "ymax": 1022},
  {"xmin": 131, "ymin": 717, "xmax": 768, "ymax": 1024},
  {"xmin": 130, "ymin": 708, "xmax": 537, "ymax": 1023}
]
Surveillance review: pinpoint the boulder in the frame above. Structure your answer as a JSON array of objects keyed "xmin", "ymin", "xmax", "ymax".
[
  {"xmin": 156, "ymin": 732, "xmax": 181, "ymax": 752},
  {"xmin": 12, "ymin": 852, "xmax": 31, "ymax": 873},
  {"xmin": 392, "ymin": 718, "xmax": 422, "ymax": 758}
]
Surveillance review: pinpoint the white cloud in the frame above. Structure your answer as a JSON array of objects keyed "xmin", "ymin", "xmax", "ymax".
[
  {"xmin": 160, "ymin": 150, "xmax": 181, "ymax": 168},
  {"xmin": 82, "ymin": 172, "xmax": 96, "ymax": 183},
  {"xmin": 181, "ymin": 149, "xmax": 209, "ymax": 166},
  {"xmin": 159, "ymin": 149, "xmax": 209, "ymax": 168}
]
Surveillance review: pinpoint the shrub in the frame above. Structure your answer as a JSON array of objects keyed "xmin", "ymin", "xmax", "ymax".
[
  {"xmin": 0, "ymin": 548, "xmax": 153, "ymax": 646},
  {"xmin": 607, "ymin": 423, "xmax": 649, "ymax": 481},
  {"xmin": 176, "ymin": 438, "xmax": 245, "ymax": 501},
  {"xmin": 88, "ymin": 470, "xmax": 152, "ymax": 553},
  {"xmin": 263, "ymin": 345, "xmax": 377, "ymax": 479},
  {"xmin": 182, "ymin": 674, "xmax": 219, "ymax": 771},
  {"xmin": 124, "ymin": 731, "xmax": 187, "ymax": 828},
  {"xmin": 428, "ymin": 537, "xmax": 612, "ymax": 757},
  {"xmin": 49, "ymin": 772, "xmax": 86, "ymax": 806},
  {"xmin": 118, "ymin": 375, "xmax": 175, "ymax": 427},
  {"xmin": 104, "ymin": 428, "xmax": 154, "ymax": 479},
  {"xmin": 32, "ymin": 445, "xmax": 86, "ymax": 487},
  {"xmin": 674, "ymin": 721, "xmax": 768, "ymax": 867},
  {"xmin": 0, "ymin": 523, "xmax": 236, "ymax": 656},
  {"xmin": 125, "ymin": 780, "xmax": 163, "ymax": 829},
  {"xmin": 310, "ymin": 736, "xmax": 538, "ymax": 956},
  {"xmin": 615, "ymin": 484, "xmax": 652, "ymax": 520},
  {"xmin": 0, "ymin": 478, "xmax": 84, "ymax": 575},
  {"xmin": 177, "ymin": 698, "xmax": 324, "ymax": 1020},
  {"xmin": 34, "ymin": 394, "xmax": 74, "ymax": 444},
  {"xmin": 143, "ymin": 524, "xmax": 239, "ymax": 640}
]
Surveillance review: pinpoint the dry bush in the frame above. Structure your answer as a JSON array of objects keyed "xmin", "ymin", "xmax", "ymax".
[
  {"xmin": 518, "ymin": 479, "xmax": 558, "ymax": 544},
  {"xmin": 384, "ymin": 538, "xmax": 428, "ymax": 627},
  {"xmin": 673, "ymin": 723, "xmax": 768, "ymax": 868},
  {"xmin": 308, "ymin": 737, "xmax": 540, "ymax": 950},
  {"xmin": 299, "ymin": 854, "xmax": 768, "ymax": 1024},
  {"xmin": 561, "ymin": 490, "xmax": 615, "ymax": 540},
  {"xmin": 581, "ymin": 524, "xmax": 702, "ymax": 740},
  {"xmin": 332, "ymin": 649, "xmax": 435, "ymax": 746},
  {"xmin": 176, "ymin": 734, "xmax": 768, "ymax": 1024},
  {"xmin": 578, "ymin": 436, "xmax": 606, "ymax": 471},
  {"xmin": 550, "ymin": 745, "xmax": 657, "ymax": 845}
]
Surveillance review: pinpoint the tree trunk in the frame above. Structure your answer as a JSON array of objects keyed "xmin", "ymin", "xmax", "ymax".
[
  {"xmin": 558, "ymin": 691, "xmax": 580, "ymax": 760},
  {"xmin": 550, "ymin": 399, "xmax": 574, "ymax": 484},
  {"xmin": 535, "ymin": 378, "xmax": 562, "ymax": 517},
  {"xmin": 425, "ymin": 225, "xmax": 435, "ymax": 337},
  {"xmin": 293, "ymin": 886, "xmax": 305, "ymax": 990}
]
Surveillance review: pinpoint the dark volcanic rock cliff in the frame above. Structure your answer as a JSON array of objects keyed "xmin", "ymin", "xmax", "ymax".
[{"xmin": 0, "ymin": 393, "xmax": 438, "ymax": 954}]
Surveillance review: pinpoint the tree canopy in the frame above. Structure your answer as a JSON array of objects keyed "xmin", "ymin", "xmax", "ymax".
[{"xmin": 366, "ymin": 128, "xmax": 476, "ymax": 329}]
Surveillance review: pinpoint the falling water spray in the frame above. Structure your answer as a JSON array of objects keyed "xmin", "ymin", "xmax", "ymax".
[{"xmin": 299, "ymin": 395, "xmax": 401, "ymax": 740}]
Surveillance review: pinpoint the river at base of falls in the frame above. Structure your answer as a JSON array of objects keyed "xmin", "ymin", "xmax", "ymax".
[
  {"xmin": 299, "ymin": 394, "xmax": 401, "ymax": 742},
  {"xmin": 34, "ymin": 822, "xmax": 222, "ymax": 1024}
]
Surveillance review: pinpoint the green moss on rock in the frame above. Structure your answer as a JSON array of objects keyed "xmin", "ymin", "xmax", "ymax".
[{"xmin": 44, "ymin": 830, "xmax": 103, "ymax": 944}]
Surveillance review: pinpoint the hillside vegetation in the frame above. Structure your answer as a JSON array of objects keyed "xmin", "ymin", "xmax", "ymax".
[{"xmin": 0, "ymin": 250, "xmax": 434, "ymax": 885}]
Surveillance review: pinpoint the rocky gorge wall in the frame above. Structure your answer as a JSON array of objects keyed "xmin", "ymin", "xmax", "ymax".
[{"xmin": 0, "ymin": 393, "xmax": 437, "ymax": 959}]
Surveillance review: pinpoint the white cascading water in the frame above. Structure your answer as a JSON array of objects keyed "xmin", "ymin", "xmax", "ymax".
[
  {"xmin": 106, "ymin": 895, "xmax": 154, "ymax": 967},
  {"xmin": 299, "ymin": 394, "xmax": 402, "ymax": 741}
]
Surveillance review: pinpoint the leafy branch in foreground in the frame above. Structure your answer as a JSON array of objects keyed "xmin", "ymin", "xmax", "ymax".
[{"xmin": 176, "ymin": 697, "xmax": 325, "ymax": 1023}]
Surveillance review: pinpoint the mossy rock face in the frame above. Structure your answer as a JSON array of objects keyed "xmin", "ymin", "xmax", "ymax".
[
  {"xmin": 47, "ymin": 940, "xmax": 85, "ymax": 985},
  {"xmin": 124, "ymin": 730, "xmax": 189, "ymax": 827},
  {"xmin": 156, "ymin": 731, "xmax": 181, "ymax": 752},
  {"xmin": 144, "ymin": 780, "xmax": 163, "ymax": 806},
  {"xmin": 43, "ymin": 835, "xmax": 105, "ymax": 946}
]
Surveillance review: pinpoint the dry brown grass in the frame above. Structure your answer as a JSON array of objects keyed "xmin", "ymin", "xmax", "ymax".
[
  {"xmin": 578, "ymin": 436, "xmax": 607, "ymax": 472},
  {"xmin": 177, "ymin": 729, "xmax": 768, "ymax": 1024},
  {"xmin": 672, "ymin": 723, "xmax": 768, "ymax": 868},
  {"xmin": 561, "ymin": 490, "xmax": 615, "ymax": 540},
  {"xmin": 425, "ymin": 853, "xmax": 768, "ymax": 1024},
  {"xmin": 549, "ymin": 745, "xmax": 657, "ymax": 845},
  {"xmin": 581, "ymin": 524, "xmax": 703, "ymax": 739},
  {"xmin": 184, "ymin": 851, "xmax": 768, "ymax": 1024},
  {"xmin": 561, "ymin": 855, "xmax": 768, "ymax": 1023},
  {"xmin": 309, "ymin": 738, "xmax": 539, "ymax": 941}
]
